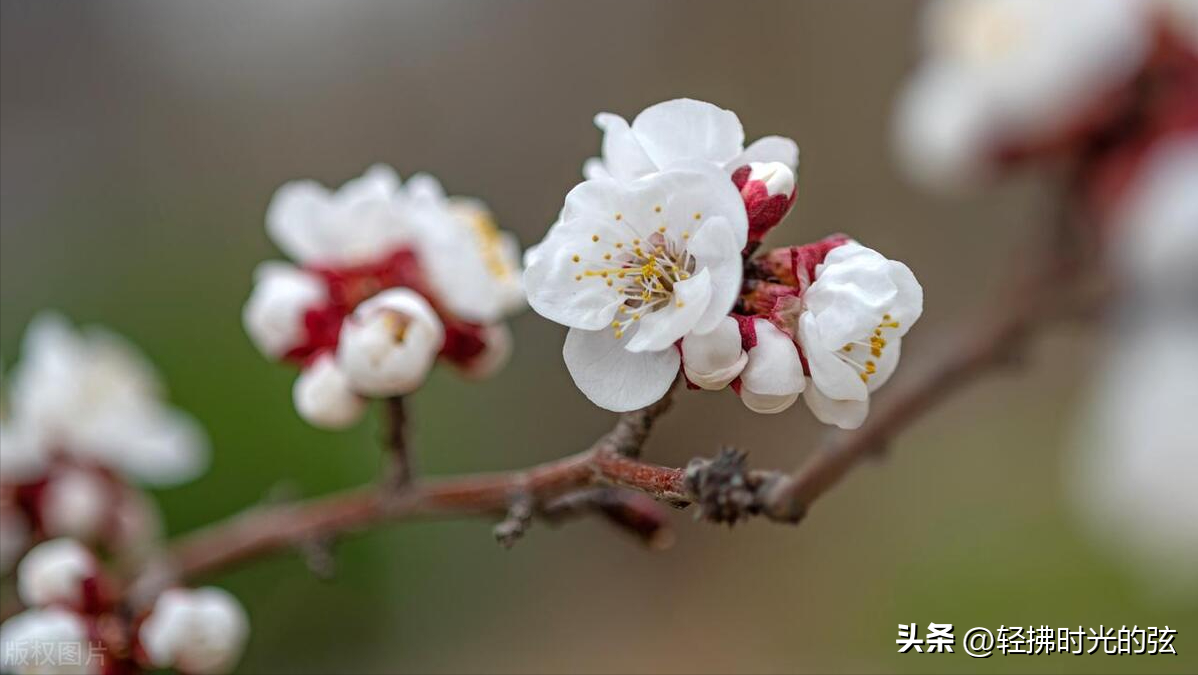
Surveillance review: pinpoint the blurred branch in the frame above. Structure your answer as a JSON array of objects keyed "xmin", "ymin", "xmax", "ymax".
[{"xmin": 383, "ymin": 396, "xmax": 411, "ymax": 488}]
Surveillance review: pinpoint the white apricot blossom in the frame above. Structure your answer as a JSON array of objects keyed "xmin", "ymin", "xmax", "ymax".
[
  {"xmin": 525, "ymin": 165, "xmax": 748, "ymax": 411},
  {"xmin": 0, "ymin": 608, "xmax": 94, "ymax": 675},
  {"xmin": 739, "ymin": 319, "xmax": 805, "ymax": 414},
  {"xmin": 139, "ymin": 587, "xmax": 249, "ymax": 675},
  {"xmin": 292, "ymin": 353, "xmax": 367, "ymax": 430},
  {"xmin": 4, "ymin": 313, "xmax": 208, "ymax": 486},
  {"xmin": 336, "ymin": 288, "xmax": 445, "ymax": 397},
  {"xmin": 681, "ymin": 316, "xmax": 746, "ymax": 391},
  {"xmin": 797, "ymin": 243, "xmax": 923, "ymax": 429},
  {"xmin": 242, "ymin": 262, "xmax": 327, "ymax": 358},
  {"xmin": 583, "ymin": 98, "xmax": 799, "ymax": 181},
  {"xmin": 16, "ymin": 539, "xmax": 96, "ymax": 609},
  {"xmin": 894, "ymin": 0, "xmax": 1151, "ymax": 189}
]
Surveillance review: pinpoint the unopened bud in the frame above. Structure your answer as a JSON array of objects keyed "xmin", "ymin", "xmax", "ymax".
[
  {"xmin": 732, "ymin": 161, "xmax": 797, "ymax": 243},
  {"xmin": 681, "ymin": 317, "xmax": 747, "ymax": 391},
  {"xmin": 242, "ymin": 262, "xmax": 326, "ymax": 359},
  {"xmin": 139, "ymin": 587, "xmax": 249, "ymax": 675},
  {"xmin": 336, "ymin": 288, "xmax": 445, "ymax": 397},
  {"xmin": 738, "ymin": 319, "xmax": 805, "ymax": 414},
  {"xmin": 292, "ymin": 353, "xmax": 367, "ymax": 429},
  {"xmin": 751, "ymin": 234, "xmax": 853, "ymax": 289},
  {"xmin": 16, "ymin": 539, "xmax": 97, "ymax": 610}
]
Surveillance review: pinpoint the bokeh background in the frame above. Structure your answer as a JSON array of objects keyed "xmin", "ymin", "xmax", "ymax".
[{"xmin": 2, "ymin": 1, "xmax": 1194, "ymax": 673}]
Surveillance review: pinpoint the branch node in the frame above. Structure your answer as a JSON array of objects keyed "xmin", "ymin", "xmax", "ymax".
[
  {"xmin": 493, "ymin": 494, "xmax": 534, "ymax": 549},
  {"xmin": 684, "ymin": 448, "xmax": 766, "ymax": 526}
]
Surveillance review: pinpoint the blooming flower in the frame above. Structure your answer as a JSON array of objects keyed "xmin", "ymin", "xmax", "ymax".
[
  {"xmin": 795, "ymin": 242, "xmax": 923, "ymax": 429},
  {"xmin": 582, "ymin": 98, "xmax": 799, "ymax": 181},
  {"xmin": 246, "ymin": 165, "xmax": 524, "ymax": 428},
  {"xmin": 139, "ymin": 587, "xmax": 249, "ymax": 675},
  {"xmin": 894, "ymin": 0, "xmax": 1152, "ymax": 189},
  {"xmin": 2, "ymin": 313, "xmax": 208, "ymax": 486},
  {"xmin": 0, "ymin": 608, "xmax": 95, "ymax": 675},
  {"xmin": 525, "ymin": 164, "xmax": 748, "ymax": 411}
]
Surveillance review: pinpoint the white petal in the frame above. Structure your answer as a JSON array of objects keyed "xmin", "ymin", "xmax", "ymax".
[
  {"xmin": 265, "ymin": 179, "xmax": 331, "ymax": 264},
  {"xmin": 563, "ymin": 328, "xmax": 679, "ymax": 412},
  {"xmin": 594, "ymin": 112, "xmax": 658, "ymax": 181},
  {"xmin": 0, "ymin": 421, "xmax": 48, "ymax": 483},
  {"xmin": 799, "ymin": 312, "xmax": 868, "ymax": 402},
  {"xmin": 682, "ymin": 316, "xmax": 747, "ymax": 391},
  {"xmin": 657, "ymin": 164, "xmax": 748, "ymax": 249},
  {"xmin": 242, "ymin": 261, "xmax": 326, "ymax": 358},
  {"xmin": 92, "ymin": 408, "xmax": 210, "ymax": 488},
  {"xmin": 582, "ymin": 157, "xmax": 612, "ymax": 180},
  {"xmin": 732, "ymin": 136, "xmax": 800, "ymax": 172},
  {"xmin": 803, "ymin": 381, "xmax": 870, "ymax": 430},
  {"xmin": 804, "ymin": 243, "xmax": 898, "ymax": 349},
  {"xmin": 892, "ymin": 64, "xmax": 993, "ymax": 191},
  {"xmin": 336, "ymin": 289, "xmax": 445, "ymax": 397},
  {"xmin": 685, "ymin": 215, "xmax": 744, "ymax": 334},
  {"xmin": 292, "ymin": 355, "xmax": 367, "ymax": 430},
  {"xmin": 741, "ymin": 389, "xmax": 800, "ymax": 415},
  {"xmin": 522, "ymin": 213, "xmax": 628, "ymax": 331},
  {"xmin": 626, "ymin": 268, "xmax": 713, "ymax": 353},
  {"xmin": 740, "ymin": 319, "xmax": 805, "ymax": 398},
  {"xmin": 886, "ymin": 261, "xmax": 924, "ymax": 334},
  {"xmin": 630, "ymin": 99, "xmax": 745, "ymax": 170}
]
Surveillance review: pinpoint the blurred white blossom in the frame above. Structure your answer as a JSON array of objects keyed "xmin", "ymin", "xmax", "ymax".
[
  {"xmin": 336, "ymin": 288, "xmax": 445, "ymax": 397},
  {"xmin": 16, "ymin": 539, "xmax": 96, "ymax": 610},
  {"xmin": 0, "ymin": 608, "xmax": 94, "ymax": 675}
]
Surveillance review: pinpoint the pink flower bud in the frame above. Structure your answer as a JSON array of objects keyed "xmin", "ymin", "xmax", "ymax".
[
  {"xmin": 16, "ymin": 539, "xmax": 100, "ymax": 611},
  {"xmin": 732, "ymin": 161, "xmax": 797, "ymax": 243}
]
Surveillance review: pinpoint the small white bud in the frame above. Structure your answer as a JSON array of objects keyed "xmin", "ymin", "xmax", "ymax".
[
  {"xmin": 681, "ymin": 317, "xmax": 747, "ymax": 391},
  {"xmin": 336, "ymin": 288, "xmax": 445, "ymax": 397},
  {"xmin": 292, "ymin": 354, "xmax": 366, "ymax": 429},
  {"xmin": 16, "ymin": 539, "xmax": 96, "ymax": 609},
  {"xmin": 740, "ymin": 319, "xmax": 805, "ymax": 414},
  {"xmin": 40, "ymin": 469, "xmax": 112, "ymax": 542},
  {"xmin": 746, "ymin": 161, "xmax": 796, "ymax": 197},
  {"xmin": 242, "ymin": 262, "xmax": 327, "ymax": 358},
  {"xmin": 0, "ymin": 608, "xmax": 92, "ymax": 675},
  {"xmin": 139, "ymin": 587, "xmax": 249, "ymax": 675}
]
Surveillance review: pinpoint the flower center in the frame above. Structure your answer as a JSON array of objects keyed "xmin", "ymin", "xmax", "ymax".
[
  {"xmin": 572, "ymin": 213, "xmax": 697, "ymax": 339},
  {"xmin": 838, "ymin": 313, "xmax": 901, "ymax": 383}
]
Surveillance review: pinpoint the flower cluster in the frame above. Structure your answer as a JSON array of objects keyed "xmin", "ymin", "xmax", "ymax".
[
  {"xmin": 0, "ymin": 314, "xmax": 208, "ymax": 573},
  {"xmin": 525, "ymin": 99, "xmax": 923, "ymax": 428},
  {"xmin": 894, "ymin": 0, "xmax": 1198, "ymax": 198},
  {"xmin": 0, "ymin": 539, "xmax": 248, "ymax": 675},
  {"xmin": 0, "ymin": 316, "xmax": 248, "ymax": 674},
  {"xmin": 243, "ymin": 165, "xmax": 524, "ymax": 429}
]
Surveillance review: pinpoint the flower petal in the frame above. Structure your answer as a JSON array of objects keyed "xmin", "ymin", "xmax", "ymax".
[
  {"xmin": 799, "ymin": 312, "xmax": 867, "ymax": 401},
  {"xmin": 523, "ymin": 214, "xmax": 628, "ymax": 331},
  {"xmin": 681, "ymin": 316, "xmax": 747, "ymax": 391},
  {"xmin": 685, "ymin": 215, "xmax": 744, "ymax": 334},
  {"xmin": 563, "ymin": 328, "xmax": 679, "ymax": 412},
  {"xmin": 594, "ymin": 112, "xmax": 657, "ymax": 181},
  {"xmin": 732, "ymin": 135, "xmax": 800, "ymax": 172},
  {"xmin": 630, "ymin": 99, "xmax": 745, "ymax": 169},
  {"xmin": 803, "ymin": 381, "xmax": 870, "ymax": 430},
  {"xmin": 741, "ymin": 319, "xmax": 805, "ymax": 397}
]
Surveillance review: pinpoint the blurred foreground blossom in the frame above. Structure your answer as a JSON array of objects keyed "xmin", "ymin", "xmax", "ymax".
[
  {"xmin": 1069, "ymin": 136, "xmax": 1198, "ymax": 597},
  {"xmin": 527, "ymin": 99, "xmax": 922, "ymax": 425},
  {"xmin": 0, "ymin": 314, "xmax": 205, "ymax": 570},
  {"xmin": 1, "ymin": 539, "xmax": 248, "ymax": 674},
  {"xmin": 244, "ymin": 165, "xmax": 524, "ymax": 429}
]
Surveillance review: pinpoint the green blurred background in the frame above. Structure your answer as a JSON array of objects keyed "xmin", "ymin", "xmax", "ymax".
[{"xmin": 1, "ymin": 1, "xmax": 1194, "ymax": 672}]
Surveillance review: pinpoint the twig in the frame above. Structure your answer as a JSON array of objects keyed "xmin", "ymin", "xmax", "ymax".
[{"xmin": 383, "ymin": 396, "xmax": 411, "ymax": 488}]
